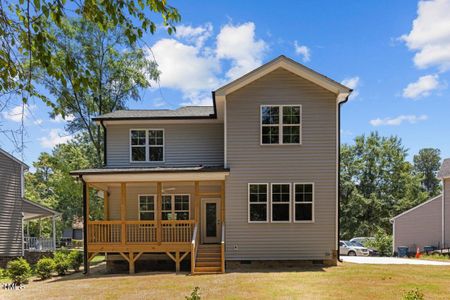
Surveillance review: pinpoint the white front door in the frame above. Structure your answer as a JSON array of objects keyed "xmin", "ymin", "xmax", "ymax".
[{"xmin": 201, "ymin": 198, "xmax": 221, "ymax": 244}]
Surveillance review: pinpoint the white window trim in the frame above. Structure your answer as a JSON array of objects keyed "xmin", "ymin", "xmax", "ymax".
[
  {"xmin": 129, "ymin": 129, "xmax": 165, "ymax": 163},
  {"xmin": 138, "ymin": 194, "xmax": 157, "ymax": 221},
  {"xmin": 270, "ymin": 183, "xmax": 292, "ymax": 223},
  {"xmin": 293, "ymin": 182, "xmax": 315, "ymax": 223},
  {"xmin": 260, "ymin": 105, "xmax": 302, "ymax": 146},
  {"xmin": 161, "ymin": 194, "xmax": 191, "ymax": 220},
  {"xmin": 248, "ymin": 183, "xmax": 269, "ymax": 223}
]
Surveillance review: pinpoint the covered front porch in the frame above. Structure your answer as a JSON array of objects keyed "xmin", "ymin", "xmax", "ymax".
[{"xmin": 74, "ymin": 167, "xmax": 228, "ymax": 274}]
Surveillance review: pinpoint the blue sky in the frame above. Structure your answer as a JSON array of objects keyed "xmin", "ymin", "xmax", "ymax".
[{"xmin": 1, "ymin": 0, "xmax": 450, "ymax": 167}]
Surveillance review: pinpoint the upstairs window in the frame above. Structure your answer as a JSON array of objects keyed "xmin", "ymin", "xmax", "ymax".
[
  {"xmin": 130, "ymin": 129, "xmax": 164, "ymax": 162},
  {"xmin": 261, "ymin": 105, "xmax": 301, "ymax": 145}
]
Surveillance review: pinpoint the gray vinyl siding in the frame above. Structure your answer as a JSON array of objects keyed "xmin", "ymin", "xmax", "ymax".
[
  {"xmin": 445, "ymin": 179, "xmax": 450, "ymax": 247},
  {"xmin": 106, "ymin": 123, "xmax": 223, "ymax": 167},
  {"xmin": 393, "ymin": 197, "xmax": 443, "ymax": 251},
  {"xmin": 0, "ymin": 152, "xmax": 23, "ymax": 257},
  {"xmin": 225, "ymin": 68, "xmax": 337, "ymax": 260}
]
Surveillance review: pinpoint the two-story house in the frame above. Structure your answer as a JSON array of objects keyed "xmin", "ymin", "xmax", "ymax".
[
  {"xmin": 71, "ymin": 55, "xmax": 352, "ymax": 274},
  {"xmin": 0, "ymin": 148, "xmax": 59, "ymax": 267}
]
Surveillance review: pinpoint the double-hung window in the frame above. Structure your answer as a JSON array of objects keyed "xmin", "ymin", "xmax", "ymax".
[
  {"xmin": 130, "ymin": 129, "xmax": 164, "ymax": 162},
  {"xmin": 271, "ymin": 184, "xmax": 291, "ymax": 222},
  {"xmin": 138, "ymin": 195, "xmax": 155, "ymax": 220},
  {"xmin": 161, "ymin": 194, "xmax": 190, "ymax": 220},
  {"xmin": 261, "ymin": 105, "xmax": 301, "ymax": 144},
  {"xmin": 294, "ymin": 183, "xmax": 314, "ymax": 222},
  {"xmin": 248, "ymin": 184, "xmax": 268, "ymax": 222}
]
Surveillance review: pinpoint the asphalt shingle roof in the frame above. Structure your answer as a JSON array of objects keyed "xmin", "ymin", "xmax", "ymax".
[
  {"xmin": 70, "ymin": 165, "xmax": 229, "ymax": 176},
  {"xmin": 438, "ymin": 158, "xmax": 450, "ymax": 178},
  {"xmin": 93, "ymin": 106, "xmax": 215, "ymax": 120}
]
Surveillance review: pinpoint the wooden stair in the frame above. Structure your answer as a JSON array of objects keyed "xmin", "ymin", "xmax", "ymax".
[{"xmin": 194, "ymin": 244, "xmax": 222, "ymax": 274}]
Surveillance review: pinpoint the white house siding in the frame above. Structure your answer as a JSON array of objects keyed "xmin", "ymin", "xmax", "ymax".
[
  {"xmin": 225, "ymin": 68, "xmax": 338, "ymax": 261},
  {"xmin": 393, "ymin": 196, "xmax": 443, "ymax": 251},
  {"xmin": 106, "ymin": 123, "xmax": 224, "ymax": 167}
]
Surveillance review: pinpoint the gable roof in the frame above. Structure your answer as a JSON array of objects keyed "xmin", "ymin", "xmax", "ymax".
[
  {"xmin": 437, "ymin": 158, "xmax": 450, "ymax": 179},
  {"xmin": 0, "ymin": 147, "xmax": 29, "ymax": 169},
  {"xmin": 214, "ymin": 55, "xmax": 352, "ymax": 100},
  {"xmin": 390, "ymin": 195, "xmax": 442, "ymax": 222},
  {"xmin": 93, "ymin": 106, "xmax": 215, "ymax": 121}
]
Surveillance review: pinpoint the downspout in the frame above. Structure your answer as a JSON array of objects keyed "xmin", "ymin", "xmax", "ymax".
[
  {"xmin": 81, "ymin": 176, "xmax": 89, "ymax": 274},
  {"xmin": 337, "ymin": 94, "xmax": 350, "ymax": 263},
  {"xmin": 100, "ymin": 121, "xmax": 107, "ymax": 167}
]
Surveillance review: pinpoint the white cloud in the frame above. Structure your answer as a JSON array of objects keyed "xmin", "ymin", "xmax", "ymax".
[
  {"xmin": 151, "ymin": 38, "xmax": 221, "ymax": 106},
  {"xmin": 294, "ymin": 41, "xmax": 311, "ymax": 62},
  {"xmin": 1, "ymin": 104, "xmax": 34, "ymax": 122},
  {"xmin": 39, "ymin": 129, "xmax": 73, "ymax": 148},
  {"xmin": 402, "ymin": 74, "xmax": 440, "ymax": 99},
  {"xmin": 51, "ymin": 113, "xmax": 75, "ymax": 123},
  {"xmin": 401, "ymin": 0, "xmax": 450, "ymax": 71},
  {"xmin": 216, "ymin": 22, "xmax": 268, "ymax": 80},
  {"xmin": 341, "ymin": 76, "xmax": 360, "ymax": 99},
  {"xmin": 34, "ymin": 119, "xmax": 43, "ymax": 125},
  {"xmin": 150, "ymin": 22, "xmax": 268, "ymax": 105},
  {"xmin": 369, "ymin": 114, "xmax": 428, "ymax": 127},
  {"xmin": 175, "ymin": 23, "xmax": 213, "ymax": 47}
]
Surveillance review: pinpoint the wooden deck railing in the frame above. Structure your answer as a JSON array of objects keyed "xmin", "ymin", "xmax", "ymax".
[
  {"xmin": 87, "ymin": 220, "xmax": 195, "ymax": 245},
  {"xmin": 191, "ymin": 223, "xmax": 199, "ymax": 273}
]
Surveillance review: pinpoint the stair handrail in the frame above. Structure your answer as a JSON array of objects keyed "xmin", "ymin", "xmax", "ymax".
[
  {"xmin": 221, "ymin": 222, "xmax": 225, "ymax": 273},
  {"xmin": 191, "ymin": 223, "xmax": 199, "ymax": 273}
]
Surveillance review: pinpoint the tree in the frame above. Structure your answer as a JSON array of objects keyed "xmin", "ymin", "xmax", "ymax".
[
  {"xmin": 39, "ymin": 19, "xmax": 159, "ymax": 166},
  {"xmin": 340, "ymin": 132, "xmax": 428, "ymax": 239},
  {"xmin": 0, "ymin": 0, "xmax": 179, "ymax": 98},
  {"xmin": 25, "ymin": 133, "xmax": 103, "ymax": 232},
  {"xmin": 413, "ymin": 148, "xmax": 441, "ymax": 197}
]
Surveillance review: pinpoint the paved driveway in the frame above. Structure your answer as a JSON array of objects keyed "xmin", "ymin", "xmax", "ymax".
[{"xmin": 341, "ymin": 256, "xmax": 450, "ymax": 266}]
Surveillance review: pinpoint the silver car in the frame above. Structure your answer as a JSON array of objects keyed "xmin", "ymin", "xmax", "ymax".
[{"xmin": 340, "ymin": 240, "xmax": 370, "ymax": 256}]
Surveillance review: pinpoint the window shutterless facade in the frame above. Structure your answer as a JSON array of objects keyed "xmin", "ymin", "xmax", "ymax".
[
  {"xmin": 261, "ymin": 105, "xmax": 301, "ymax": 145},
  {"xmin": 294, "ymin": 183, "xmax": 314, "ymax": 222},
  {"xmin": 271, "ymin": 183, "xmax": 291, "ymax": 222},
  {"xmin": 138, "ymin": 194, "xmax": 156, "ymax": 220},
  {"xmin": 248, "ymin": 183, "xmax": 269, "ymax": 223},
  {"xmin": 161, "ymin": 194, "xmax": 190, "ymax": 220},
  {"xmin": 130, "ymin": 129, "xmax": 164, "ymax": 162}
]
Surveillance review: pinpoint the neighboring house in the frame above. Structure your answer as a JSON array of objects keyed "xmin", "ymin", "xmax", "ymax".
[
  {"xmin": 391, "ymin": 158, "xmax": 450, "ymax": 253},
  {"xmin": 71, "ymin": 55, "xmax": 352, "ymax": 274},
  {"xmin": 0, "ymin": 148, "xmax": 59, "ymax": 267}
]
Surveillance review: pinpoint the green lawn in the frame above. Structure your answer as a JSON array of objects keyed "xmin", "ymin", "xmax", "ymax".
[{"xmin": 1, "ymin": 262, "xmax": 450, "ymax": 299}]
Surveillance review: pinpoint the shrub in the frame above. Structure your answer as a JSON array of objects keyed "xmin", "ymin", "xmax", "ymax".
[
  {"xmin": 68, "ymin": 250, "xmax": 83, "ymax": 272},
  {"xmin": 36, "ymin": 257, "xmax": 55, "ymax": 280},
  {"xmin": 6, "ymin": 258, "xmax": 32, "ymax": 284},
  {"xmin": 53, "ymin": 251, "xmax": 70, "ymax": 276},
  {"xmin": 186, "ymin": 287, "xmax": 201, "ymax": 300},
  {"xmin": 365, "ymin": 228, "xmax": 393, "ymax": 256},
  {"xmin": 403, "ymin": 288, "xmax": 424, "ymax": 300}
]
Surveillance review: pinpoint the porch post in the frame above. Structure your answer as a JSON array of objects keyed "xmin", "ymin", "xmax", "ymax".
[
  {"xmin": 156, "ymin": 182, "xmax": 162, "ymax": 243},
  {"xmin": 104, "ymin": 190, "xmax": 109, "ymax": 220},
  {"xmin": 52, "ymin": 215, "xmax": 56, "ymax": 250},
  {"xmin": 194, "ymin": 181, "xmax": 199, "ymax": 223},
  {"xmin": 120, "ymin": 183, "xmax": 126, "ymax": 245},
  {"xmin": 82, "ymin": 178, "xmax": 89, "ymax": 275}
]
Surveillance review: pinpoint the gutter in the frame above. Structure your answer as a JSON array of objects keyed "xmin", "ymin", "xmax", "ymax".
[
  {"xmin": 100, "ymin": 120, "xmax": 107, "ymax": 166},
  {"xmin": 337, "ymin": 94, "xmax": 350, "ymax": 263}
]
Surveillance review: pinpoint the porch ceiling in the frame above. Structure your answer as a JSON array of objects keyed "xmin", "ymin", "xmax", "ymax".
[
  {"xmin": 23, "ymin": 199, "xmax": 60, "ymax": 221},
  {"xmin": 71, "ymin": 166, "xmax": 229, "ymax": 183}
]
